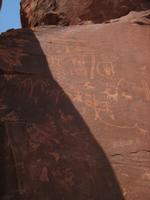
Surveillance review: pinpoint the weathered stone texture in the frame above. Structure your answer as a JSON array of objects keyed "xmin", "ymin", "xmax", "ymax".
[
  {"xmin": 0, "ymin": 11, "xmax": 150, "ymax": 200},
  {"xmin": 20, "ymin": 0, "xmax": 150, "ymax": 27}
]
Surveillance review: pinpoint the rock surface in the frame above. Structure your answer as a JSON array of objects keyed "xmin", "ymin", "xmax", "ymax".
[
  {"xmin": 20, "ymin": 0, "xmax": 150, "ymax": 27},
  {"xmin": 0, "ymin": 0, "xmax": 2, "ymax": 9},
  {"xmin": 0, "ymin": 11, "xmax": 150, "ymax": 200}
]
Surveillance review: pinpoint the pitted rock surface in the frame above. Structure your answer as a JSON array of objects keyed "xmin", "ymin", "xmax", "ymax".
[{"xmin": 20, "ymin": 0, "xmax": 150, "ymax": 27}]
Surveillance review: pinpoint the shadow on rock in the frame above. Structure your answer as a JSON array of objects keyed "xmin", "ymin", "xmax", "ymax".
[{"xmin": 0, "ymin": 29, "xmax": 125, "ymax": 200}]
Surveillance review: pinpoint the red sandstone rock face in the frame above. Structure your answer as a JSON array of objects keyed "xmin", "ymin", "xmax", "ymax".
[
  {"xmin": 0, "ymin": 11, "xmax": 150, "ymax": 200},
  {"xmin": 20, "ymin": 0, "xmax": 150, "ymax": 27}
]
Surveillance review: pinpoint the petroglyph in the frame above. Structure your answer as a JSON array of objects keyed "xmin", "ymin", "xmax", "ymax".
[
  {"xmin": 121, "ymin": 92, "xmax": 133, "ymax": 100},
  {"xmin": 48, "ymin": 53, "xmax": 116, "ymax": 80},
  {"xmin": 72, "ymin": 56, "xmax": 85, "ymax": 67},
  {"xmin": 4, "ymin": 74, "xmax": 15, "ymax": 81},
  {"xmin": 103, "ymin": 62, "xmax": 115, "ymax": 77},
  {"xmin": 72, "ymin": 90, "xmax": 83, "ymax": 103},
  {"xmin": 134, "ymin": 123, "xmax": 149, "ymax": 135},
  {"xmin": 49, "ymin": 55, "xmax": 63, "ymax": 68},
  {"xmin": 70, "ymin": 57, "xmax": 88, "ymax": 77},
  {"xmin": 47, "ymin": 53, "xmax": 149, "ymax": 131},
  {"xmin": 69, "ymin": 82, "xmax": 146, "ymax": 129},
  {"xmin": 48, "ymin": 152, "xmax": 60, "ymax": 162},
  {"xmin": 102, "ymin": 79, "xmax": 125, "ymax": 102},
  {"xmin": 93, "ymin": 94, "xmax": 101, "ymax": 120},
  {"xmin": 70, "ymin": 90, "xmax": 115, "ymax": 121},
  {"xmin": 112, "ymin": 139, "xmax": 137, "ymax": 149},
  {"xmin": 0, "ymin": 111, "xmax": 18, "ymax": 123},
  {"xmin": 84, "ymin": 93, "xmax": 95, "ymax": 109},
  {"xmin": 99, "ymin": 119, "xmax": 136, "ymax": 130},
  {"xmin": 20, "ymin": 78, "xmax": 49, "ymax": 99},
  {"xmin": 98, "ymin": 120, "xmax": 149, "ymax": 136},
  {"xmin": 93, "ymin": 96, "xmax": 115, "ymax": 121},
  {"xmin": 67, "ymin": 78, "xmax": 126, "ymax": 124},
  {"xmin": 89, "ymin": 56, "xmax": 115, "ymax": 80},
  {"xmin": 103, "ymin": 89, "xmax": 118, "ymax": 102},
  {"xmin": 90, "ymin": 55, "xmax": 96, "ymax": 80},
  {"xmin": 83, "ymin": 82, "xmax": 95, "ymax": 90},
  {"xmin": 40, "ymin": 167, "xmax": 49, "ymax": 182}
]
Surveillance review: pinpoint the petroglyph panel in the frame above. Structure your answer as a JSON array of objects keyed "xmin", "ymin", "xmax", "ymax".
[
  {"xmin": 35, "ymin": 25, "xmax": 150, "ymax": 177},
  {"xmin": 45, "ymin": 49, "xmax": 150, "ymax": 134},
  {"xmin": 36, "ymin": 24, "xmax": 150, "ymax": 200},
  {"xmin": 1, "ymin": 20, "xmax": 150, "ymax": 200}
]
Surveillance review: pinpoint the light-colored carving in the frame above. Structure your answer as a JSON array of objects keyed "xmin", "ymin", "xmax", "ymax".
[
  {"xmin": 93, "ymin": 94, "xmax": 101, "ymax": 120},
  {"xmin": 90, "ymin": 55, "xmax": 96, "ymax": 80},
  {"xmin": 99, "ymin": 120, "xmax": 149, "ymax": 136},
  {"xmin": 69, "ymin": 56, "xmax": 88, "ymax": 77},
  {"xmin": 4, "ymin": 74, "xmax": 15, "ymax": 81},
  {"xmin": 72, "ymin": 90, "xmax": 83, "ymax": 103},
  {"xmin": 112, "ymin": 139, "xmax": 136, "ymax": 148},
  {"xmin": 103, "ymin": 62, "xmax": 115, "ymax": 77},
  {"xmin": 84, "ymin": 93, "xmax": 95, "ymax": 108},
  {"xmin": 121, "ymin": 92, "xmax": 133, "ymax": 100},
  {"xmin": 83, "ymin": 82, "xmax": 95, "ymax": 90},
  {"xmin": 134, "ymin": 123, "xmax": 149, "ymax": 135},
  {"xmin": 116, "ymin": 78, "xmax": 124, "ymax": 90},
  {"xmin": 0, "ymin": 111, "xmax": 18, "ymax": 122},
  {"xmin": 103, "ymin": 89, "xmax": 118, "ymax": 102},
  {"xmin": 48, "ymin": 53, "xmax": 118, "ymax": 81},
  {"xmin": 102, "ymin": 78, "xmax": 124, "ymax": 102},
  {"xmin": 89, "ymin": 56, "xmax": 115, "ymax": 80},
  {"xmin": 69, "ymin": 87, "xmax": 116, "ymax": 121},
  {"xmin": 49, "ymin": 55, "xmax": 63, "ymax": 68},
  {"xmin": 92, "ymin": 95, "xmax": 115, "ymax": 121},
  {"xmin": 100, "ymin": 119, "xmax": 131, "ymax": 129}
]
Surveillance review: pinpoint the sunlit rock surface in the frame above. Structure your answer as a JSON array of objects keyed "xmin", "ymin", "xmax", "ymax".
[{"xmin": 0, "ymin": 10, "xmax": 150, "ymax": 199}]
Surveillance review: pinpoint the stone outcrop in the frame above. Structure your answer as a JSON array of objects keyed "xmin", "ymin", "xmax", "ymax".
[
  {"xmin": 20, "ymin": 0, "xmax": 150, "ymax": 27},
  {"xmin": 0, "ymin": 9, "xmax": 150, "ymax": 199}
]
